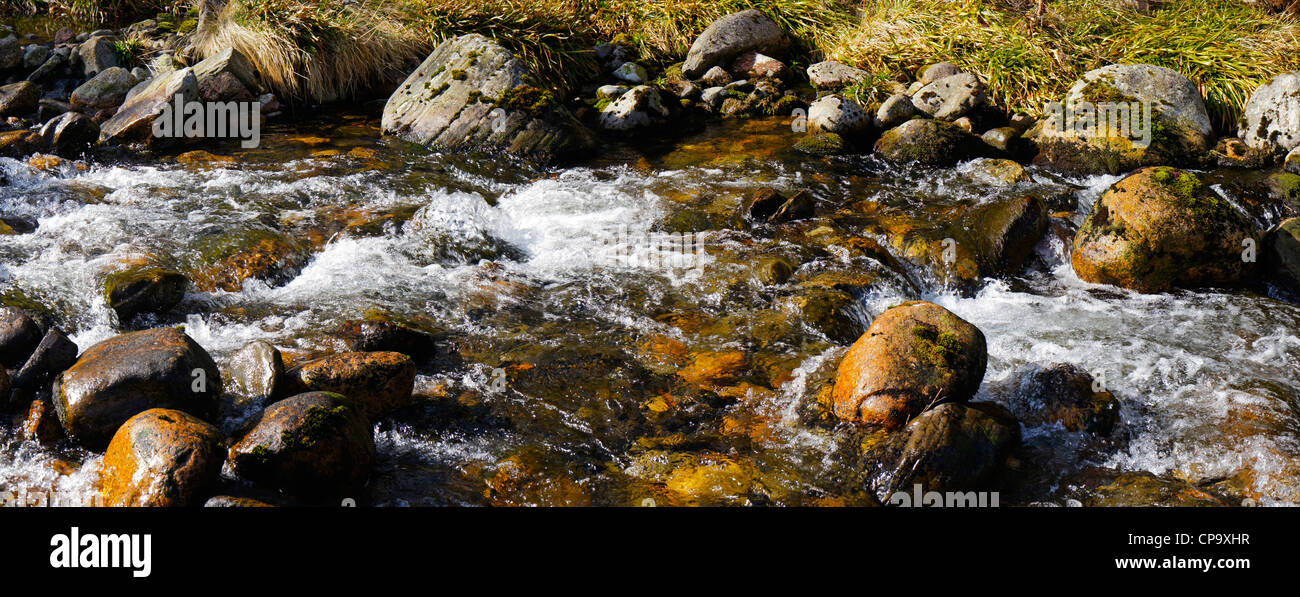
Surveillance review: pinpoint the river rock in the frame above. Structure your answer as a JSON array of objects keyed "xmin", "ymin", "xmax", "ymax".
[
  {"xmin": 700, "ymin": 66, "xmax": 731, "ymax": 88},
  {"xmin": 0, "ymin": 129, "xmax": 49, "ymax": 158},
  {"xmin": 874, "ymin": 93, "xmax": 918, "ymax": 129},
  {"xmin": 681, "ymin": 9, "xmax": 789, "ymax": 79},
  {"xmin": 919, "ymin": 62, "xmax": 963, "ymax": 84},
  {"xmin": 39, "ymin": 112, "xmax": 100, "ymax": 156},
  {"xmin": 69, "ymin": 66, "xmax": 136, "ymax": 109},
  {"xmin": 807, "ymin": 60, "xmax": 868, "ymax": 90},
  {"xmin": 0, "ymin": 35, "xmax": 20, "ymax": 71},
  {"xmin": 335, "ymin": 319, "xmax": 437, "ymax": 360},
  {"xmin": 1239, "ymin": 72, "xmax": 1300, "ymax": 155},
  {"xmin": 25, "ymin": 52, "xmax": 66, "ymax": 83},
  {"xmin": 1266, "ymin": 217, "xmax": 1300, "ymax": 293},
  {"xmin": 700, "ymin": 86, "xmax": 727, "ymax": 111},
  {"xmin": 382, "ymin": 34, "xmax": 595, "ymax": 163},
  {"xmin": 283, "ymin": 351, "xmax": 415, "ymax": 421},
  {"xmin": 100, "ymin": 408, "xmax": 223, "ymax": 506},
  {"xmin": 52, "ymin": 327, "xmax": 222, "ymax": 449},
  {"xmin": 22, "ymin": 397, "xmax": 64, "ymax": 445},
  {"xmin": 1072, "ymin": 167, "xmax": 1256, "ymax": 292},
  {"xmin": 191, "ymin": 46, "xmax": 260, "ymax": 101},
  {"xmin": 78, "ymin": 35, "xmax": 119, "ymax": 76},
  {"xmin": 10, "ymin": 327, "xmax": 78, "ymax": 394},
  {"xmin": 729, "ymin": 51, "xmax": 788, "ymax": 82},
  {"xmin": 863, "ymin": 401, "xmax": 1019, "ymax": 500},
  {"xmin": 874, "ymin": 118, "xmax": 985, "ymax": 166},
  {"xmin": 808, "ymin": 95, "xmax": 870, "ymax": 138},
  {"xmin": 100, "ymin": 256, "xmax": 187, "ymax": 321},
  {"xmin": 227, "ymin": 392, "xmax": 374, "ymax": 499},
  {"xmin": 1003, "ymin": 362, "xmax": 1119, "ymax": 434},
  {"xmin": 188, "ymin": 227, "xmax": 308, "ymax": 292},
  {"xmin": 0, "ymin": 306, "xmax": 42, "ymax": 368},
  {"xmin": 833, "ymin": 301, "xmax": 987, "ymax": 429},
  {"xmin": 598, "ymin": 85, "xmax": 669, "ymax": 131},
  {"xmin": 1029, "ymin": 64, "xmax": 1214, "ymax": 174},
  {"xmin": 99, "ymin": 67, "xmax": 198, "ymax": 144},
  {"xmin": 612, "ymin": 62, "xmax": 649, "ymax": 84},
  {"xmin": 226, "ymin": 340, "xmax": 284, "ymax": 403},
  {"xmin": 911, "ymin": 72, "xmax": 986, "ymax": 121},
  {"xmin": 0, "ymin": 81, "xmax": 39, "ymax": 117},
  {"xmin": 23, "ymin": 44, "xmax": 50, "ymax": 70}
]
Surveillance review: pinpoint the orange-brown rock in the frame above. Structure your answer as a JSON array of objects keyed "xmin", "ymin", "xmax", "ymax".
[
  {"xmin": 833, "ymin": 301, "xmax": 987, "ymax": 429},
  {"xmin": 100, "ymin": 408, "xmax": 224, "ymax": 507},
  {"xmin": 283, "ymin": 351, "xmax": 415, "ymax": 421},
  {"xmin": 21, "ymin": 398, "xmax": 64, "ymax": 445}
]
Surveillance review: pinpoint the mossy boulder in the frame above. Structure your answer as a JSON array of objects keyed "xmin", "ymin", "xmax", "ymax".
[
  {"xmin": 283, "ymin": 351, "xmax": 416, "ymax": 421},
  {"xmin": 1028, "ymin": 64, "xmax": 1214, "ymax": 174},
  {"xmin": 100, "ymin": 255, "xmax": 187, "ymax": 322},
  {"xmin": 1071, "ymin": 166, "xmax": 1256, "ymax": 292},
  {"xmin": 873, "ymin": 118, "xmax": 985, "ymax": 166},
  {"xmin": 833, "ymin": 301, "xmax": 987, "ymax": 429},
  {"xmin": 100, "ymin": 408, "xmax": 224, "ymax": 507},
  {"xmin": 227, "ymin": 392, "xmax": 375, "ymax": 499},
  {"xmin": 53, "ymin": 327, "xmax": 222, "ymax": 450},
  {"xmin": 187, "ymin": 227, "xmax": 308, "ymax": 292},
  {"xmin": 861, "ymin": 401, "xmax": 1020, "ymax": 501}
]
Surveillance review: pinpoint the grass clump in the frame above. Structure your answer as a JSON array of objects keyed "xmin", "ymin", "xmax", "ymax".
[{"xmin": 820, "ymin": 0, "xmax": 1300, "ymax": 132}]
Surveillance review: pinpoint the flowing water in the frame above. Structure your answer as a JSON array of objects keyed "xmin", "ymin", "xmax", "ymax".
[{"xmin": 3, "ymin": 111, "xmax": 1299, "ymax": 506}]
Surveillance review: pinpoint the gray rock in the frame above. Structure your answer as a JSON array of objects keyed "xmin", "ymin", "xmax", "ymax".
[
  {"xmin": 700, "ymin": 86, "xmax": 728, "ymax": 111},
  {"xmin": 808, "ymin": 95, "xmax": 870, "ymax": 137},
  {"xmin": 598, "ymin": 85, "xmax": 668, "ymax": 131},
  {"xmin": 596, "ymin": 85, "xmax": 628, "ymax": 100},
  {"xmin": 382, "ymin": 34, "xmax": 595, "ymax": 163},
  {"xmin": 806, "ymin": 60, "xmax": 868, "ymax": 90},
  {"xmin": 11, "ymin": 327, "xmax": 78, "ymax": 393},
  {"xmin": 981, "ymin": 126, "xmax": 1019, "ymax": 152},
  {"xmin": 724, "ymin": 79, "xmax": 752, "ymax": 93},
  {"xmin": 682, "ymin": 9, "xmax": 788, "ymax": 79},
  {"xmin": 26, "ymin": 52, "xmax": 66, "ymax": 82},
  {"xmin": 0, "ymin": 307, "xmax": 42, "ymax": 369},
  {"xmin": 78, "ymin": 35, "xmax": 119, "ymax": 76},
  {"xmin": 131, "ymin": 66, "xmax": 148, "ymax": 80},
  {"xmin": 22, "ymin": 44, "xmax": 51, "ymax": 70},
  {"xmin": 874, "ymin": 93, "xmax": 918, "ymax": 129},
  {"xmin": 226, "ymin": 340, "xmax": 284, "ymax": 404},
  {"xmin": 906, "ymin": 81, "xmax": 924, "ymax": 96},
  {"xmin": 0, "ymin": 81, "xmax": 39, "ymax": 117},
  {"xmin": 919, "ymin": 62, "xmax": 962, "ymax": 84},
  {"xmin": 191, "ymin": 47, "xmax": 260, "ymax": 100},
  {"xmin": 99, "ymin": 67, "xmax": 199, "ymax": 144},
  {"xmin": 70, "ymin": 66, "xmax": 136, "ymax": 109},
  {"xmin": 700, "ymin": 65, "xmax": 731, "ymax": 88},
  {"xmin": 612, "ymin": 61, "xmax": 648, "ymax": 84},
  {"xmin": 1239, "ymin": 72, "xmax": 1300, "ymax": 155},
  {"xmin": 911, "ymin": 72, "xmax": 987, "ymax": 120},
  {"xmin": 40, "ymin": 111, "xmax": 99, "ymax": 155},
  {"xmin": 0, "ymin": 35, "xmax": 19, "ymax": 71}
]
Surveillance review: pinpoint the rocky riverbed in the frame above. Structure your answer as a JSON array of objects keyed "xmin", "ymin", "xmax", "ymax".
[{"xmin": 3, "ymin": 8, "xmax": 1300, "ymax": 507}]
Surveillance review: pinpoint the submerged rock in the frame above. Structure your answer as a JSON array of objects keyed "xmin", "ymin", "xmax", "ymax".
[
  {"xmin": 335, "ymin": 318, "xmax": 437, "ymax": 360},
  {"xmin": 1071, "ymin": 167, "xmax": 1256, "ymax": 292},
  {"xmin": 1029, "ymin": 64, "xmax": 1214, "ymax": 174},
  {"xmin": 100, "ymin": 256, "xmax": 187, "ymax": 321},
  {"xmin": 1238, "ymin": 72, "xmax": 1300, "ymax": 156},
  {"xmin": 382, "ymin": 34, "xmax": 595, "ymax": 163},
  {"xmin": 52, "ymin": 327, "xmax": 222, "ymax": 449},
  {"xmin": 187, "ymin": 227, "xmax": 308, "ymax": 292},
  {"xmin": 227, "ymin": 392, "xmax": 375, "ymax": 499},
  {"xmin": 682, "ymin": 9, "xmax": 789, "ymax": 79},
  {"xmin": 100, "ymin": 408, "xmax": 223, "ymax": 506},
  {"xmin": 283, "ymin": 351, "xmax": 416, "ymax": 421},
  {"xmin": 1002, "ymin": 363, "xmax": 1119, "ymax": 434},
  {"xmin": 833, "ymin": 301, "xmax": 987, "ymax": 429}
]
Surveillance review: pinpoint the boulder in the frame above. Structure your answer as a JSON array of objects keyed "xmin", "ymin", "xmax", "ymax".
[
  {"xmin": 0, "ymin": 306, "xmax": 42, "ymax": 368},
  {"xmin": 382, "ymin": 34, "xmax": 595, "ymax": 163},
  {"xmin": 1239, "ymin": 72, "xmax": 1300, "ymax": 155},
  {"xmin": 1002, "ymin": 362, "xmax": 1119, "ymax": 434},
  {"xmin": 191, "ymin": 47, "xmax": 260, "ymax": 101},
  {"xmin": 283, "ymin": 351, "xmax": 416, "ymax": 421},
  {"xmin": 100, "ymin": 408, "xmax": 223, "ymax": 506},
  {"xmin": 78, "ymin": 35, "xmax": 119, "ymax": 76},
  {"xmin": 225, "ymin": 340, "xmax": 284, "ymax": 404},
  {"xmin": 874, "ymin": 93, "xmax": 918, "ymax": 130},
  {"xmin": 598, "ymin": 85, "xmax": 669, "ymax": 131},
  {"xmin": 1072, "ymin": 167, "xmax": 1256, "ymax": 292},
  {"xmin": 10, "ymin": 327, "xmax": 78, "ymax": 393},
  {"xmin": 874, "ymin": 118, "xmax": 985, "ymax": 166},
  {"xmin": 39, "ymin": 112, "xmax": 100, "ymax": 156},
  {"xmin": 681, "ymin": 9, "xmax": 789, "ymax": 79},
  {"xmin": 0, "ymin": 35, "xmax": 20, "ymax": 71},
  {"xmin": 69, "ymin": 66, "xmax": 136, "ymax": 110},
  {"xmin": 808, "ymin": 95, "xmax": 870, "ymax": 138},
  {"xmin": 0, "ymin": 81, "xmax": 39, "ymax": 117},
  {"xmin": 100, "ymin": 256, "xmax": 187, "ymax": 321},
  {"xmin": 227, "ymin": 392, "xmax": 374, "ymax": 499},
  {"xmin": 99, "ymin": 67, "xmax": 198, "ymax": 145},
  {"xmin": 911, "ymin": 72, "xmax": 987, "ymax": 121},
  {"xmin": 1029, "ymin": 64, "xmax": 1214, "ymax": 174},
  {"xmin": 52, "ymin": 327, "xmax": 222, "ymax": 449},
  {"xmin": 806, "ymin": 60, "xmax": 868, "ymax": 90},
  {"xmin": 833, "ymin": 301, "xmax": 987, "ymax": 429},
  {"xmin": 863, "ymin": 401, "xmax": 1019, "ymax": 500}
]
